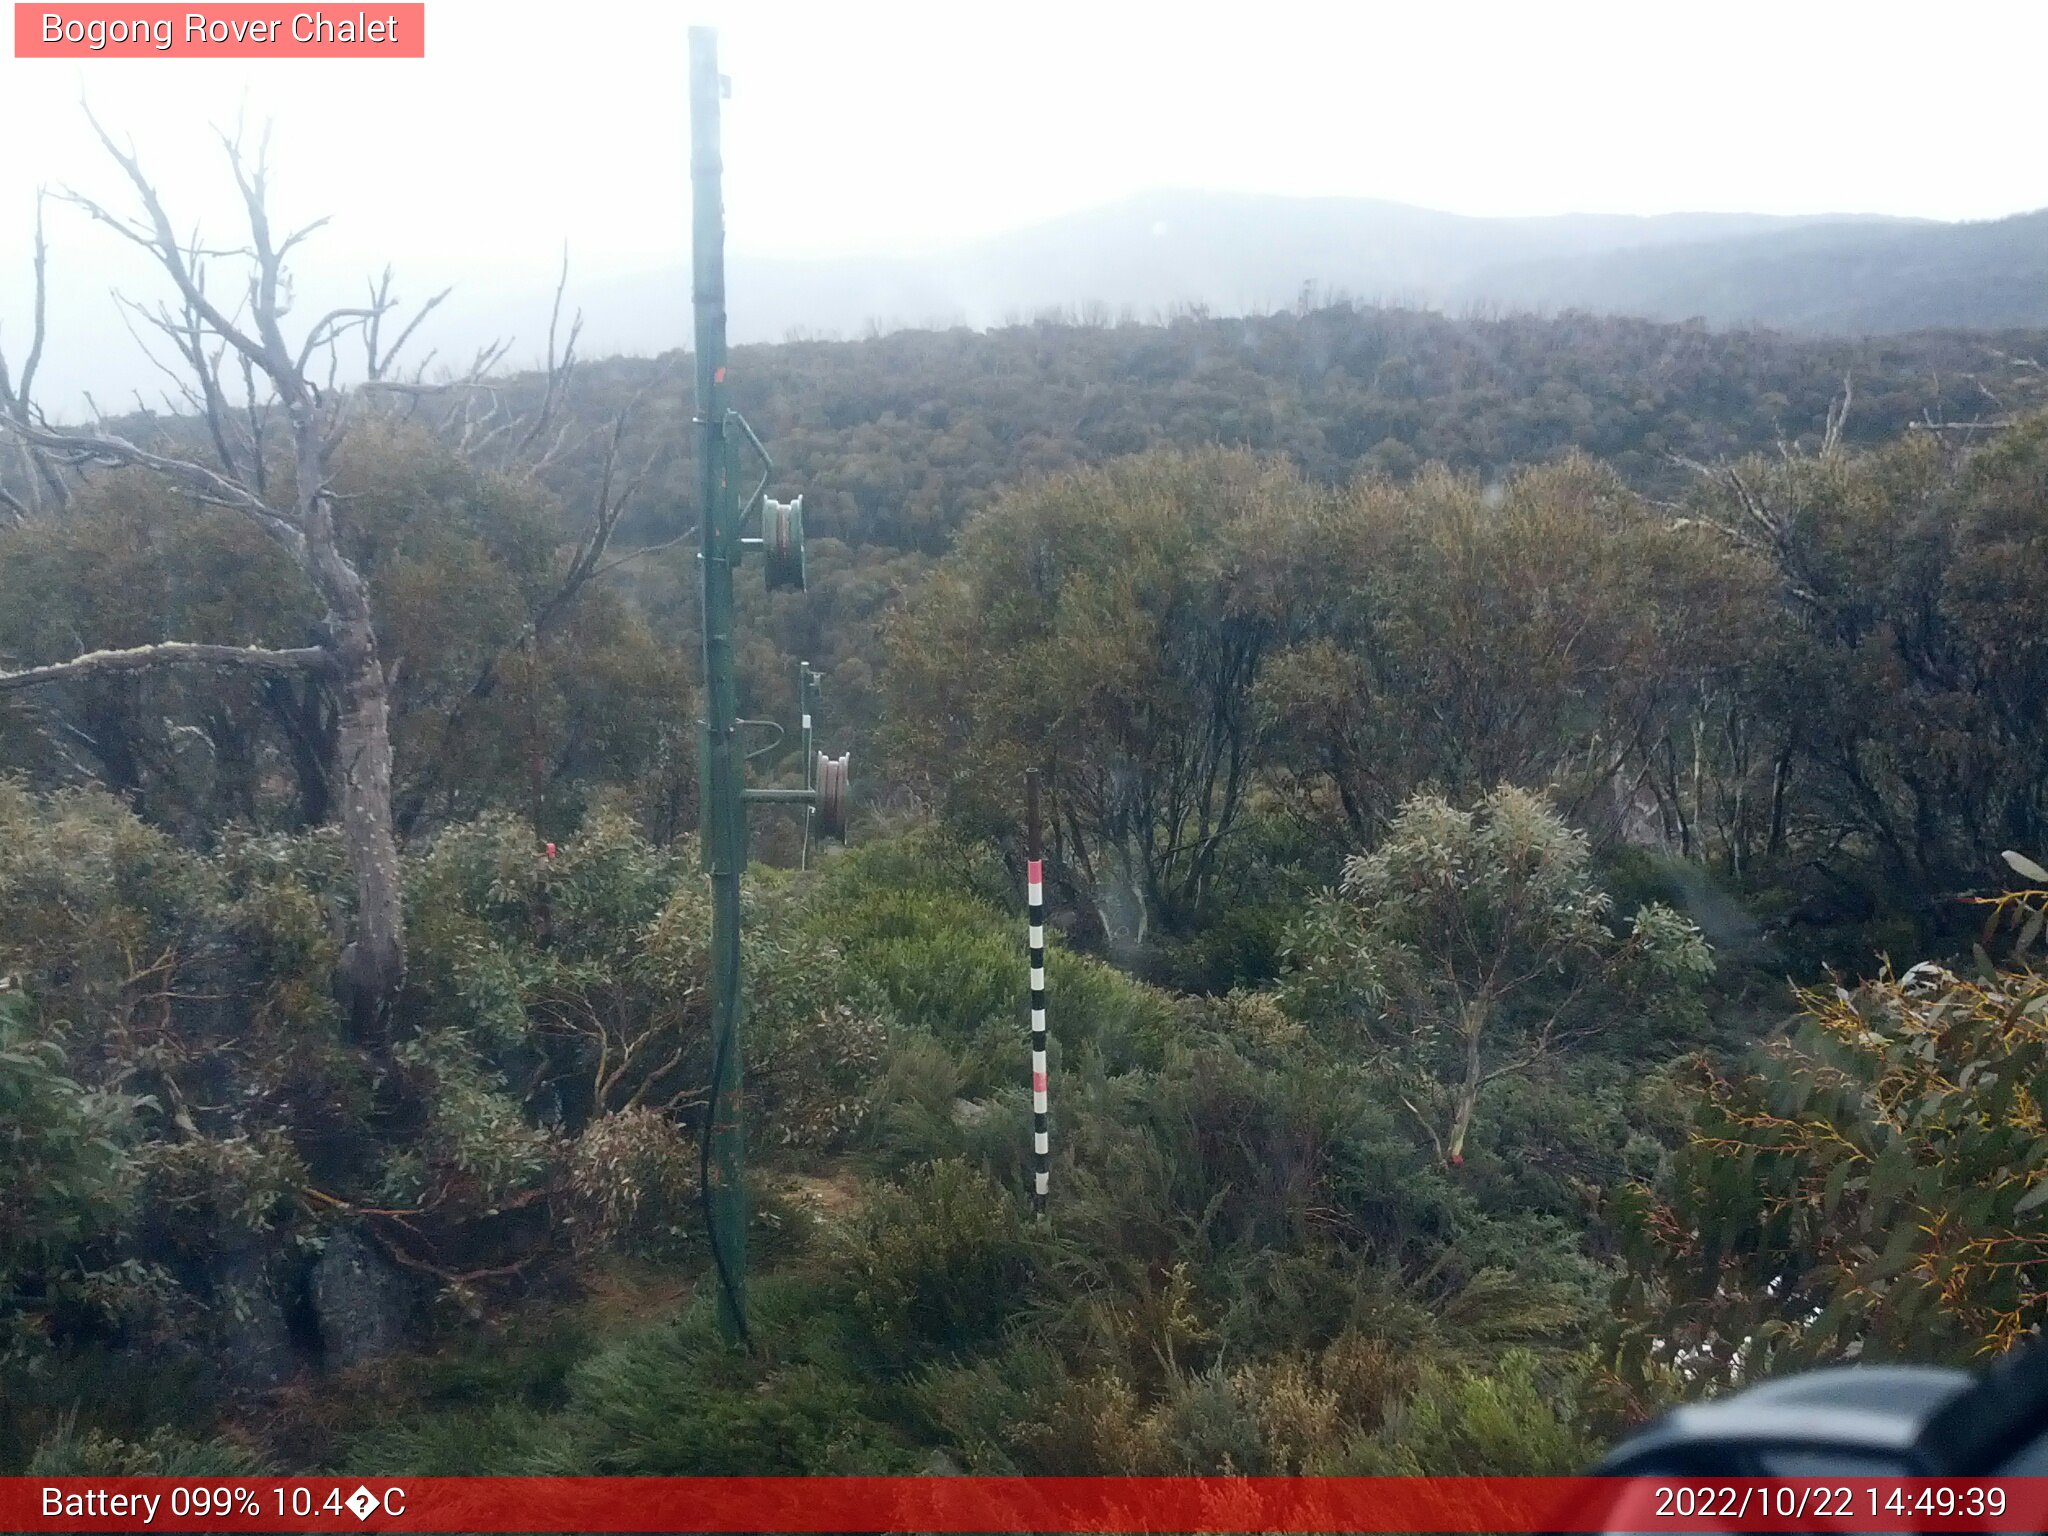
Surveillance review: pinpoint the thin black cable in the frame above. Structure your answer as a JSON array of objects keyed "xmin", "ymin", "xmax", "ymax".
[{"xmin": 697, "ymin": 1013, "xmax": 751, "ymax": 1347}]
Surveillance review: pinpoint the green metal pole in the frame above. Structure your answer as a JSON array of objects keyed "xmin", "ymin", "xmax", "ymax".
[{"xmin": 690, "ymin": 24, "xmax": 748, "ymax": 1346}]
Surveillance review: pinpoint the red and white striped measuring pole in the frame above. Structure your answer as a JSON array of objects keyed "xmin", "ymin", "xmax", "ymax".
[{"xmin": 1026, "ymin": 770, "xmax": 1049, "ymax": 1214}]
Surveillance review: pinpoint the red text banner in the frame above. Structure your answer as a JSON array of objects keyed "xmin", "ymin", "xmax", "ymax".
[
  {"xmin": 14, "ymin": 5, "xmax": 424, "ymax": 58},
  {"xmin": 3, "ymin": 1475, "xmax": 2047, "ymax": 1532}
]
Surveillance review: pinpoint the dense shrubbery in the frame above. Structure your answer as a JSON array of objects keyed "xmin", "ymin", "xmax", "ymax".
[
  {"xmin": 1282, "ymin": 787, "xmax": 1712, "ymax": 1164},
  {"xmin": 5, "ymin": 715, "xmax": 2038, "ymax": 1476},
  {"xmin": 506, "ymin": 307, "xmax": 2048, "ymax": 783},
  {"xmin": 1611, "ymin": 890, "xmax": 2048, "ymax": 1400},
  {"xmin": 290, "ymin": 797, "xmax": 1686, "ymax": 1478},
  {"xmin": 5, "ymin": 308, "xmax": 2048, "ymax": 1477},
  {"xmin": 0, "ymin": 989, "xmax": 142, "ymax": 1369},
  {"xmin": 0, "ymin": 790, "xmax": 889, "ymax": 1462},
  {"xmin": 6, "ymin": 768, "xmax": 2043, "ymax": 1477},
  {"xmin": 0, "ymin": 429, "xmax": 689, "ymax": 848},
  {"xmin": 0, "ymin": 761, "xmax": 1694, "ymax": 1474}
]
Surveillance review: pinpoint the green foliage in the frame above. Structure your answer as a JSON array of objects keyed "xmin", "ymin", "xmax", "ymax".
[
  {"xmin": 133, "ymin": 1130, "xmax": 304, "ymax": 1251},
  {"xmin": 829, "ymin": 887, "xmax": 1020, "ymax": 1073},
  {"xmin": 15, "ymin": 302, "xmax": 2048, "ymax": 1480},
  {"xmin": 1660, "ymin": 421, "xmax": 2048, "ymax": 956},
  {"xmin": 0, "ymin": 781, "xmax": 216, "ymax": 1041},
  {"xmin": 0, "ymin": 990, "xmax": 141, "ymax": 1364},
  {"xmin": 562, "ymin": 1108, "xmax": 699, "ymax": 1258},
  {"xmin": 1136, "ymin": 808, "xmax": 1328, "ymax": 994},
  {"xmin": 0, "ymin": 785, "xmax": 895, "ymax": 1395},
  {"xmin": 428, "ymin": 309, "xmax": 2048, "ymax": 819},
  {"xmin": 0, "ymin": 471, "xmax": 312, "ymax": 839},
  {"xmin": 843, "ymin": 1159, "xmax": 1035, "ymax": 1370},
  {"xmin": 814, "ymin": 826, "xmax": 1176, "ymax": 1100},
  {"xmin": 395, "ymin": 808, "xmax": 885, "ymax": 1251},
  {"xmin": 854, "ymin": 1032, "xmax": 971, "ymax": 1170},
  {"xmin": 29, "ymin": 1420, "xmax": 266, "ymax": 1476},
  {"xmin": 389, "ymin": 1028, "xmax": 557, "ymax": 1209},
  {"xmin": 539, "ymin": 1281, "xmax": 913, "ymax": 1474},
  {"xmin": 1613, "ymin": 942, "xmax": 2048, "ymax": 1398},
  {"xmin": 1337, "ymin": 1349, "xmax": 1599, "ymax": 1475},
  {"xmin": 915, "ymin": 1331, "xmax": 1413, "ymax": 1475},
  {"xmin": 811, "ymin": 824, "xmax": 1014, "ymax": 914},
  {"xmin": 341, "ymin": 1402, "xmax": 559, "ymax": 1476},
  {"xmin": 325, "ymin": 824, "xmax": 1641, "ymax": 1478},
  {"xmin": 0, "ymin": 422, "xmax": 687, "ymax": 847},
  {"xmin": 583, "ymin": 304, "xmax": 2028, "ymax": 556},
  {"xmin": 1283, "ymin": 787, "xmax": 1712, "ymax": 1163},
  {"xmin": 1252, "ymin": 457, "xmax": 1761, "ymax": 847},
  {"xmin": 884, "ymin": 448, "xmax": 1300, "ymax": 948}
]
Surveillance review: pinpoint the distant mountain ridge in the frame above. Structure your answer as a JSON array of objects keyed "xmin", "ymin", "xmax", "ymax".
[
  {"xmin": 490, "ymin": 191, "xmax": 2047, "ymax": 364},
  {"xmin": 791, "ymin": 191, "xmax": 1922, "ymax": 326},
  {"xmin": 1473, "ymin": 207, "xmax": 2048, "ymax": 333}
]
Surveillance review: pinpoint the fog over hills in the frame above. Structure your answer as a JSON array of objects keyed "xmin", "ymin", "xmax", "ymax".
[
  {"xmin": 29, "ymin": 192, "xmax": 2044, "ymax": 414},
  {"xmin": 476, "ymin": 189, "xmax": 2048, "ymax": 367}
]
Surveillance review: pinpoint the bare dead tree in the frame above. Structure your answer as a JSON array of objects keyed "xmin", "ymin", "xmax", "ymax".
[
  {"xmin": 353, "ymin": 245, "xmax": 587, "ymax": 476},
  {"xmin": 0, "ymin": 115, "xmax": 428, "ymax": 1038},
  {"xmin": 0, "ymin": 192, "xmax": 72, "ymax": 517},
  {"xmin": 1820, "ymin": 371, "xmax": 1852, "ymax": 457},
  {"xmin": 0, "ymin": 111, "xmax": 672, "ymax": 1009}
]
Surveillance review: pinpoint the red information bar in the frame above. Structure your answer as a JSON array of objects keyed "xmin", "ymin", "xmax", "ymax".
[
  {"xmin": 4, "ymin": 1476, "xmax": 2048, "ymax": 1533},
  {"xmin": 14, "ymin": 4, "xmax": 424, "ymax": 57}
]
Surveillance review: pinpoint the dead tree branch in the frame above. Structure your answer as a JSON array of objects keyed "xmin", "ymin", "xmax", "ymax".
[
  {"xmin": 0, "ymin": 191, "xmax": 73, "ymax": 511},
  {"xmin": 0, "ymin": 642, "xmax": 331, "ymax": 694}
]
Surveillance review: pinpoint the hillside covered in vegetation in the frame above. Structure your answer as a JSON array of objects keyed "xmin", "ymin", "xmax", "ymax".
[{"xmin": 6, "ymin": 291, "xmax": 2048, "ymax": 1480}]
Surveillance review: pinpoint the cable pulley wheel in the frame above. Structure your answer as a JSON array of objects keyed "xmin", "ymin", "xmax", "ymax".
[
  {"xmin": 763, "ymin": 495, "xmax": 806, "ymax": 592},
  {"xmin": 815, "ymin": 751, "xmax": 850, "ymax": 841}
]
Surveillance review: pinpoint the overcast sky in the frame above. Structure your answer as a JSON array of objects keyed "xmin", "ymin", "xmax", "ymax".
[{"xmin": 5, "ymin": 0, "xmax": 2047, "ymax": 408}]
